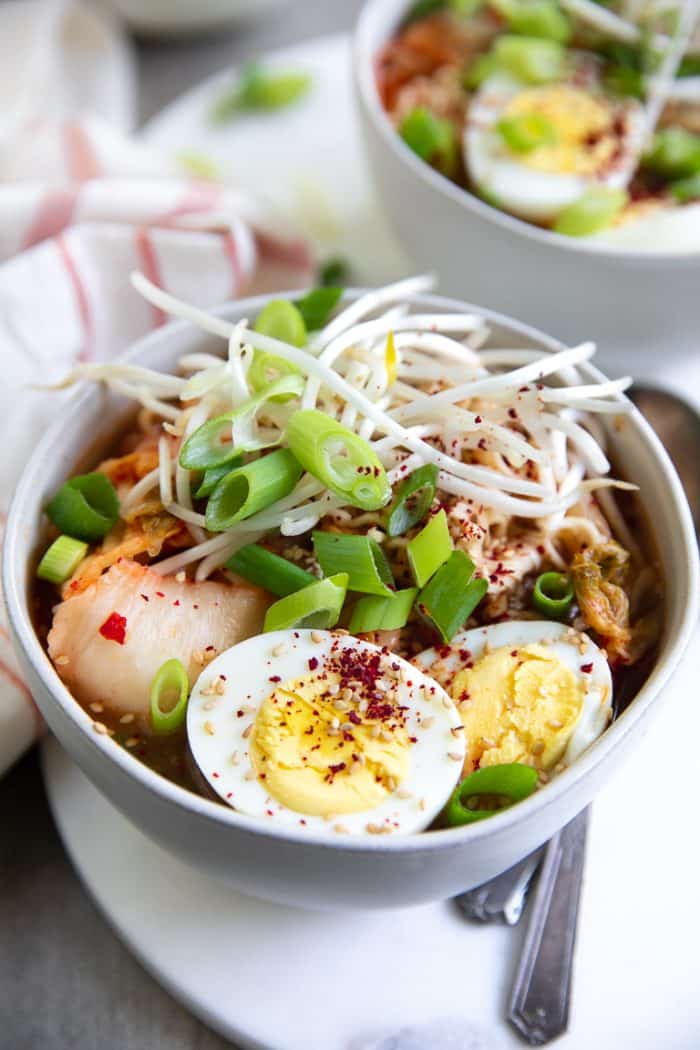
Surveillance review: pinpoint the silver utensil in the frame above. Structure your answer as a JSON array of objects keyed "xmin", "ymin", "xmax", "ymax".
[
  {"xmin": 507, "ymin": 810, "xmax": 589, "ymax": 1046},
  {"xmin": 455, "ymin": 848, "xmax": 544, "ymax": 926}
]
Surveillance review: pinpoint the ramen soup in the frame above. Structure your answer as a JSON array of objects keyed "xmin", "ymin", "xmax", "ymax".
[
  {"xmin": 377, "ymin": 0, "xmax": 700, "ymax": 251},
  {"xmin": 34, "ymin": 276, "xmax": 662, "ymax": 837}
]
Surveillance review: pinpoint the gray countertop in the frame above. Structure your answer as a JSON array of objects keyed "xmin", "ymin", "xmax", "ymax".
[{"xmin": 0, "ymin": 3, "xmax": 362, "ymax": 1047}]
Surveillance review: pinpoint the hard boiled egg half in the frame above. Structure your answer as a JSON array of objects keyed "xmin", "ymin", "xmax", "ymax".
[
  {"xmin": 413, "ymin": 621, "xmax": 612, "ymax": 776},
  {"xmin": 187, "ymin": 630, "xmax": 466, "ymax": 835},
  {"xmin": 466, "ymin": 70, "xmax": 645, "ymax": 223}
]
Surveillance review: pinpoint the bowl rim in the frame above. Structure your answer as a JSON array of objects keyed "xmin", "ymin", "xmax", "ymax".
[
  {"xmin": 354, "ymin": 0, "xmax": 700, "ymax": 267},
  {"xmin": 4, "ymin": 287, "xmax": 699, "ymax": 856}
]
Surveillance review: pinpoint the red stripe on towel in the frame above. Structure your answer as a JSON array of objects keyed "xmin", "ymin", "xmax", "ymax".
[
  {"xmin": 22, "ymin": 186, "xmax": 80, "ymax": 250},
  {"xmin": 56, "ymin": 235, "xmax": 93, "ymax": 360},
  {"xmin": 63, "ymin": 122, "xmax": 101, "ymax": 182},
  {"xmin": 134, "ymin": 228, "xmax": 166, "ymax": 327}
]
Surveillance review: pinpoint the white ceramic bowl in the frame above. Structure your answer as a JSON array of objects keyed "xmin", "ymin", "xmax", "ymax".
[
  {"xmin": 104, "ymin": 0, "xmax": 290, "ymax": 35},
  {"xmin": 4, "ymin": 290, "xmax": 698, "ymax": 911},
  {"xmin": 354, "ymin": 0, "xmax": 700, "ymax": 358}
]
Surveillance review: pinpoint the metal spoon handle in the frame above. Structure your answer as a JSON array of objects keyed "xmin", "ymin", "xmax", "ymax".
[{"xmin": 508, "ymin": 808, "xmax": 589, "ymax": 1046}]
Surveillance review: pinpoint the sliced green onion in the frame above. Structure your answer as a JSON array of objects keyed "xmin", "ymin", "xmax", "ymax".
[
  {"xmin": 226, "ymin": 544, "xmax": 316, "ymax": 597},
  {"xmin": 416, "ymin": 551, "xmax": 487, "ymax": 642},
  {"xmin": 604, "ymin": 64, "xmax": 644, "ymax": 99},
  {"xmin": 386, "ymin": 464, "xmax": 439, "ymax": 538},
  {"xmin": 46, "ymin": 473, "xmax": 119, "ymax": 542},
  {"xmin": 286, "ymin": 410, "xmax": 391, "ymax": 511},
  {"xmin": 669, "ymin": 172, "xmax": 700, "ymax": 203},
  {"xmin": 36, "ymin": 535, "xmax": 88, "ymax": 584},
  {"xmin": 442, "ymin": 764, "xmax": 539, "ymax": 826},
  {"xmin": 181, "ymin": 374, "xmax": 303, "ymax": 469},
  {"xmin": 247, "ymin": 352, "xmax": 303, "ymax": 402},
  {"xmin": 150, "ymin": 658, "xmax": 190, "ymax": 735},
  {"xmin": 294, "ymin": 287, "xmax": 343, "ymax": 331},
  {"xmin": 211, "ymin": 64, "xmax": 311, "ymax": 122},
  {"xmin": 493, "ymin": 0, "xmax": 571, "ymax": 43},
  {"xmin": 553, "ymin": 188, "xmax": 628, "ymax": 237},
  {"xmin": 407, "ymin": 509, "xmax": 452, "ymax": 588},
  {"xmin": 348, "ymin": 589, "xmax": 418, "ymax": 634},
  {"xmin": 194, "ymin": 461, "xmax": 242, "ymax": 499},
  {"xmin": 643, "ymin": 127, "xmax": 700, "ymax": 178},
  {"xmin": 263, "ymin": 573, "xmax": 348, "ymax": 632},
  {"xmin": 463, "ymin": 53, "xmax": 497, "ymax": 90},
  {"xmin": 313, "ymin": 531, "xmax": 395, "ymax": 597},
  {"xmin": 492, "ymin": 35, "xmax": 565, "ymax": 85},
  {"xmin": 319, "ymin": 257, "xmax": 350, "ymax": 286},
  {"xmin": 254, "ymin": 298, "xmax": 307, "ymax": 347},
  {"xmin": 205, "ymin": 449, "xmax": 302, "ymax": 532},
  {"xmin": 497, "ymin": 112, "xmax": 558, "ymax": 152},
  {"xmin": 532, "ymin": 571, "xmax": 574, "ymax": 619},
  {"xmin": 399, "ymin": 107, "xmax": 458, "ymax": 176}
]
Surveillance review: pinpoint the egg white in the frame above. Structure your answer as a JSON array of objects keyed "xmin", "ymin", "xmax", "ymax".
[
  {"xmin": 465, "ymin": 72, "xmax": 645, "ymax": 223},
  {"xmin": 413, "ymin": 620, "xmax": 613, "ymax": 767},
  {"xmin": 592, "ymin": 200, "xmax": 700, "ymax": 253},
  {"xmin": 187, "ymin": 630, "xmax": 466, "ymax": 835}
]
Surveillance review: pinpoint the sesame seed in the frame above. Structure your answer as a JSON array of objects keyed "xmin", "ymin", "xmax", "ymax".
[
  {"xmin": 203, "ymin": 700, "xmax": 216, "ymax": 711},
  {"xmin": 240, "ymin": 704, "xmax": 255, "ymax": 715},
  {"xmin": 333, "ymin": 824, "xmax": 349, "ymax": 834},
  {"xmin": 421, "ymin": 716, "xmax": 435, "ymax": 729},
  {"xmin": 387, "ymin": 777, "xmax": 397, "ymax": 792},
  {"xmin": 271, "ymin": 643, "xmax": 287, "ymax": 658},
  {"xmin": 366, "ymin": 823, "xmax": 384, "ymax": 834},
  {"xmin": 369, "ymin": 724, "xmax": 380, "ymax": 738},
  {"xmin": 358, "ymin": 699, "xmax": 368, "ymax": 714},
  {"xmin": 356, "ymin": 752, "xmax": 366, "ymax": 765},
  {"xmin": 204, "ymin": 721, "xmax": 216, "ymax": 736},
  {"xmin": 311, "ymin": 631, "xmax": 324, "ymax": 644},
  {"xmin": 341, "ymin": 722, "xmax": 355, "ymax": 733},
  {"xmin": 396, "ymin": 787, "xmax": 412, "ymax": 799},
  {"xmin": 333, "ymin": 698, "xmax": 349, "ymax": 712},
  {"xmin": 328, "ymin": 683, "xmax": 340, "ymax": 696},
  {"xmin": 380, "ymin": 729, "xmax": 393, "ymax": 742},
  {"xmin": 54, "ymin": 654, "xmax": 69, "ymax": 666},
  {"xmin": 244, "ymin": 769, "xmax": 256, "ymax": 781},
  {"xmin": 331, "ymin": 716, "xmax": 340, "ymax": 730},
  {"xmin": 231, "ymin": 751, "xmax": 241, "ymax": 766},
  {"xmin": 447, "ymin": 751, "xmax": 462, "ymax": 761},
  {"xmin": 418, "ymin": 798, "xmax": 426, "ymax": 811},
  {"xmin": 92, "ymin": 721, "xmax": 108, "ymax": 735},
  {"xmin": 89, "ymin": 702, "xmax": 104, "ymax": 713},
  {"xmin": 125, "ymin": 736, "xmax": 139, "ymax": 747},
  {"xmin": 242, "ymin": 723, "xmax": 253, "ymax": 739},
  {"xmin": 175, "ymin": 571, "xmax": 186, "ymax": 583},
  {"xmin": 342, "ymin": 688, "xmax": 354, "ymax": 703},
  {"xmin": 442, "ymin": 696, "xmax": 451, "ymax": 709},
  {"xmin": 119, "ymin": 713, "xmax": 135, "ymax": 724},
  {"xmin": 327, "ymin": 727, "xmax": 340, "ymax": 737}
]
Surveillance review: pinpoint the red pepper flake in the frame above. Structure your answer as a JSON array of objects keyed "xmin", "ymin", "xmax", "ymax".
[
  {"xmin": 155, "ymin": 591, "xmax": 165, "ymax": 598},
  {"xmin": 173, "ymin": 599, "xmax": 180, "ymax": 607},
  {"xmin": 474, "ymin": 415, "xmax": 482, "ymax": 424},
  {"xmin": 326, "ymin": 761, "xmax": 346, "ymax": 781},
  {"xmin": 266, "ymin": 809, "xmax": 274, "ymax": 817},
  {"xmin": 308, "ymin": 657, "xmax": 319, "ymax": 671},
  {"xmin": 580, "ymin": 662, "xmax": 593, "ymax": 674},
  {"xmin": 269, "ymin": 675, "xmax": 281, "ymax": 683},
  {"xmin": 508, "ymin": 408, "xmax": 517, "ymax": 420},
  {"xmin": 140, "ymin": 593, "xmax": 149, "ymax": 602},
  {"xmin": 212, "ymin": 771, "xmax": 220, "ymax": 779},
  {"xmin": 99, "ymin": 611, "xmax": 127, "ymax": 645},
  {"xmin": 347, "ymin": 710, "xmax": 361, "ymax": 725}
]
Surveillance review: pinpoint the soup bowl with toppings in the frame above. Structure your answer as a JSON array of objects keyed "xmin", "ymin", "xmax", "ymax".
[
  {"xmin": 3, "ymin": 279, "xmax": 697, "ymax": 910},
  {"xmin": 354, "ymin": 0, "xmax": 700, "ymax": 357}
]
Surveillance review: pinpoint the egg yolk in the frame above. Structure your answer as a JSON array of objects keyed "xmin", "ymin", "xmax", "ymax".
[
  {"xmin": 502, "ymin": 85, "xmax": 619, "ymax": 176},
  {"xmin": 249, "ymin": 673, "xmax": 411, "ymax": 817},
  {"xmin": 451, "ymin": 643, "xmax": 584, "ymax": 773}
]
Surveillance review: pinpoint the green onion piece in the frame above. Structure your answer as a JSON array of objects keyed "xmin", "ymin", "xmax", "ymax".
[
  {"xmin": 313, "ymin": 531, "xmax": 395, "ymax": 597},
  {"xmin": 348, "ymin": 589, "xmax": 418, "ymax": 634},
  {"xmin": 180, "ymin": 415, "xmax": 240, "ymax": 470},
  {"xmin": 247, "ymin": 352, "xmax": 303, "ymax": 402},
  {"xmin": 286, "ymin": 410, "xmax": 391, "ymax": 511},
  {"xmin": 492, "ymin": 35, "xmax": 565, "ymax": 84},
  {"xmin": 150, "ymin": 658, "xmax": 190, "ymax": 735},
  {"xmin": 497, "ymin": 112, "xmax": 558, "ymax": 152},
  {"xmin": 402, "ymin": 0, "xmax": 446, "ymax": 27},
  {"xmin": 211, "ymin": 64, "xmax": 311, "ymax": 122},
  {"xmin": 463, "ymin": 54, "xmax": 497, "ymax": 90},
  {"xmin": 205, "ymin": 449, "xmax": 302, "ymax": 532},
  {"xmin": 386, "ymin": 464, "xmax": 439, "ymax": 537},
  {"xmin": 226, "ymin": 544, "xmax": 316, "ymax": 597},
  {"xmin": 669, "ymin": 172, "xmax": 700, "ymax": 203},
  {"xmin": 254, "ymin": 299, "xmax": 307, "ymax": 347},
  {"xmin": 532, "ymin": 571, "xmax": 574, "ymax": 619},
  {"xmin": 263, "ymin": 573, "xmax": 348, "ymax": 632},
  {"xmin": 45, "ymin": 473, "xmax": 119, "ymax": 543},
  {"xmin": 493, "ymin": 0, "xmax": 571, "ymax": 43},
  {"xmin": 643, "ymin": 127, "xmax": 700, "ymax": 178},
  {"xmin": 36, "ymin": 535, "xmax": 88, "ymax": 584},
  {"xmin": 442, "ymin": 763, "xmax": 539, "ymax": 826},
  {"xmin": 553, "ymin": 187, "xmax": 628, "ymax": 237},
  {"xmin": 604, "ymin": 64, "xmax": 644, "ymax": 99},
  {"xmin": 319, "ymin": 257, "xmax": 350, "ymax": 286},
  {"xmin": 416, "ymin": 550, "xmax": 487, "ymax": 642},
  {"xmin": 194, "ymin": 461, "xmax": 242, "ymax": 499},
  {"xmin": 294, "ymin": 287, "xmax": 343, "ymax": 331},
  {"xmin": 399, "ymin": 107, "xmax": 457, "ymax": 176},
  {"xmin": 407, "ymin": 509, "xmax": 452, "ymax": 588}
]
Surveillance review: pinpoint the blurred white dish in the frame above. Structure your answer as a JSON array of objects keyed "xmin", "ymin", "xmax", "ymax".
[{"xmin": 102, "ymin": 0, "xmax": 291, "ymax": 35}]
